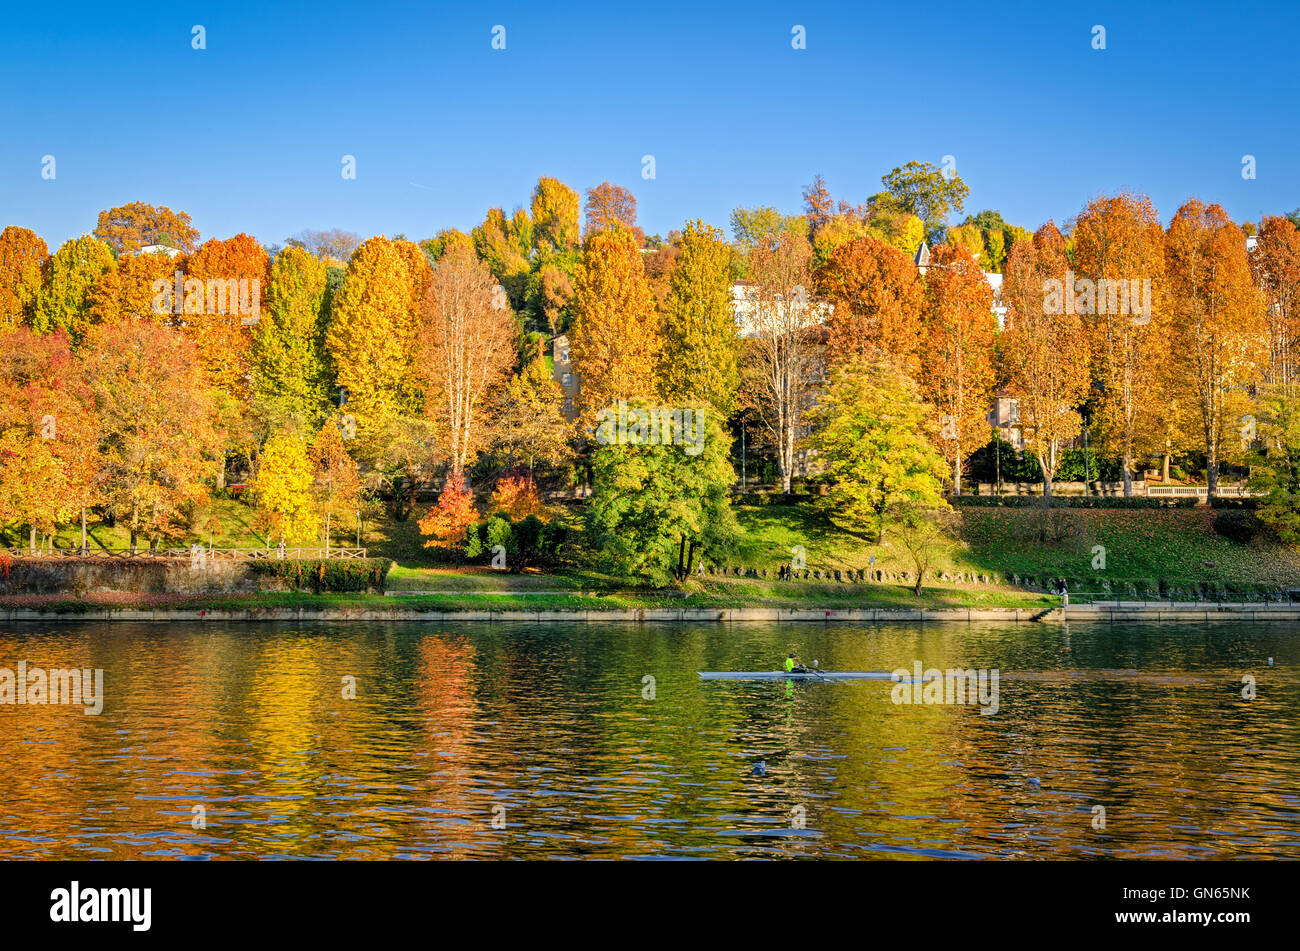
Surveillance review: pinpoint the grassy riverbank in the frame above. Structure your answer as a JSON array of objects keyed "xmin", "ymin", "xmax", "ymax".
[{"xmin": 5, "ymin": 498, "xmax": 1297, "ymax": 606}]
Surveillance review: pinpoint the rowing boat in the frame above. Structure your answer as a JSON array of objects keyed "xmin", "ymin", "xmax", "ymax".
[{"xmin": 698, "ymin": 670, "xmax": 896, "ymax": 681}]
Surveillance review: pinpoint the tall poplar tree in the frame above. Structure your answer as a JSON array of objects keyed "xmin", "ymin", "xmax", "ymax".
[
  {"xmin": 569, "ymin": 227, "xmax": 660, "ymax": 428},
  {"xmin": 918, "ymin": 243, "xmax": 995, "ymax": 495},
  {"xmin": 1165, "ymin": 200, "xmax": 1267, "ymax": 496},
  {"xmin": 657, "ymin": 220, "xmax": 739, "ymax": 415}
]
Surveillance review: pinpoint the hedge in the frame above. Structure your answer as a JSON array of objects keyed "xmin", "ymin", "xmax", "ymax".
[
  {"xmin": 248, "ymin": 558, "xmax": 392, "ymax": 593},
  {"xmin": 951, "ymin": 495, "xmax": 1198, "ymax": 509},
  {"xmin": 735, "ymin": 492, "xmax": 820, "ymax": 506}
]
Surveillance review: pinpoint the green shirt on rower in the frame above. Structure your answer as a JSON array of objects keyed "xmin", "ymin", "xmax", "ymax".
[{"xmin": 785, "ymin": 655, "xmax": 796, "ymax": 672}]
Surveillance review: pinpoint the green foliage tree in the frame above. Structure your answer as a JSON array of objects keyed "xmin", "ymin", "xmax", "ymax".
[
  {"xmin": 586, "ymin": 404, "xmax": 737, "ymax": 584},
  {"xmin": 32, "ymin": 236, "xmax": 116, "ymax": 342},
  {"xmin": 1248, "ymin": 389, "xmax": 1300, "ymax": 542},
  {"xmin": 808, "ymin": 356, "xmax": 949, "ymax": 543},
  {"xmin": 657, "ymin": 220, "xmax": 740, "ymax": 415},
  {"xmin": 254, "ymin": 245, "xmax": 331, "ymax": 428},
  {"xmin": 881, "ymin": 161, "xmax": 970, "ymax": 232}
]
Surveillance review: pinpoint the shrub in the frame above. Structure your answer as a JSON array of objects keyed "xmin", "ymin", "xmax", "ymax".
[
  {"xmin": 417, "ymin": 474, "xmax": 479, "ymax": 550},
  {"xmin": 1212, "ymin": 509, "xmax": 1261, "ymax": 543},
  {"xmin": 249, "ymin": 558, "xmax": 391, "ymax": 593}
]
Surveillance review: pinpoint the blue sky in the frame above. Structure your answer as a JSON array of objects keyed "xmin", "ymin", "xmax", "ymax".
[{"xmin": 2, "ymin": 1, "xmax": 1296, "ymax": 249}]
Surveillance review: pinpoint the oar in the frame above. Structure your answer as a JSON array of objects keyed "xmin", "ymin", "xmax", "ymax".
[{"xmin": 806, "ymin": 661, "xmax": 832, "ymax": 682}]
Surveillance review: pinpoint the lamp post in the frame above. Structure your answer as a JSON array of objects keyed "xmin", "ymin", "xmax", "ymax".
[{"xmin": 1082, "ymin": 408, "xmax": 1091, "ymax": 498}]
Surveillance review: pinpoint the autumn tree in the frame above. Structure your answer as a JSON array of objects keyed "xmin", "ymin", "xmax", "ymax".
[
  {"xmin": 472, "ymin": 207, "xmax": 532, "ymax": 310},
  {"xmin": 181, "ymin": 233, "xmax": 268, "ymax": 398},
  {"xmin": 417, "ymin": 472, "xmax": 479, "ymax": 551},
  {"xmin": 325, "ymin": 236, "xmax": 419, "ymax": 440},
  {"xmin": 802, "ymin": 174, "xmax": 835, "ymax": 236},
  {"xmin": 730, "ymin": 206, "xmax": 808, "ymax": 258},
  {"xmin": 818, "ymin": 235, "xmax": 925, "ymax": 373},
  {"xmin": 808, "ymin": 355, "xmax": 949, "ymax": 544},
  {"xmin": 657, "ymin": 220, "xmax": 740, "ymax": 415},
  {"xmin": 80, "ymin": 318, "xmax": 220, "ymax": 552},
  {"xmin": 417, "ymin": 244, "xmax": 516, "ymax": 480},
  {"xmin": 569, "ymin": 228, "xmax": 661, "ymax": 427},
  {"xmin": 489, "ymin": 472, "xmax": 548, "ymax": 521},
  {"xmin": 0, "ymin": 330, "xmax": 98, "ymax": 550},
  {"xmin": 87, "ymin": 249, "xmax": 176, "ymax": 327},
  {"xmin": 94, "ymin": 201, "xmax": 199, "ymax": 254},
  {"xmin": 254, "ymin": 245, "xmax": 331, "ymax": 428},
  {"xmin": 253, "ymin": 429, "xmax": 319, "ymax": 545},
  {"xmin": 741, "ymin": 232, "xmax": 818, "ymax": 493},
  {"xmin": 1072, "ymin": 192, "xmax": 1168, "ymax": 495},
  {"xmin": 489, "ymin": 354, "xmax": 573, "ymax": 473},
  {"xmin": 1250, "ymin": 215, "xmax": 1300, "ymax": 393},
  {"xmin": 531, "ymin": 177, "xmax": 581, "ymax": 252},
  {"xmin": 0, "ymin": 227, "xmax": 48, "ymax": 330},
  {"xmin": 918, "ymin": 243, "xmax": 996, "ymax": 494},
  {"xmin": 307, "ymin": 420, "xmax": 363, "ymax": 552},
  {"xmin": 1164, "ymin": 200, "xmax": 1267, "ymax": 495},
  {"xmin": 584, "ymin": 181, "xmax": 641, "ymax": 241},
  {"xmin": 32, "ymin": 236, "xmax": 115, "ymax": 342},
  {"xmin": 288, "ymin": 228, "xmax": 361, "ymax": 265},
  {"xmin": 421, "ymin": 228, "xmax": 474, "ymax": 264},
  {"xmin": 1001, "ymin": 222, "xmax": 1091, "ymax": 497}
]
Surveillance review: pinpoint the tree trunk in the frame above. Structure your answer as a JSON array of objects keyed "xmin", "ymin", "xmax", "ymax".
[
  {"xmin": 954, "ymin": 450, "xmax": 963, "ymax": 497},
  {"xmin": 80, "ymin": 506, "xmax": 87, "ymax": 554},
  {"xmin": 29, "ymin": 524, "xmax": 36, "ymax": 554},
  {"xmin": 1162, "ymin": 453, "xmax": 1170, "ymax": 482},
  {"xmin": 1121, "ymin": 451, "xmax": 1133, "ymax": 497}
]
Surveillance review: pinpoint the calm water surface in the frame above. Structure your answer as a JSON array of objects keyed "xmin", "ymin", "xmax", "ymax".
[{"xmin": 1, "ymin": 619, "xmax": 1297, "ymax": 859}]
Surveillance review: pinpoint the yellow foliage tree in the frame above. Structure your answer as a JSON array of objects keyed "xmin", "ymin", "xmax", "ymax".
[{"xmin": 569, "ymin": 228, "xmax": 661, "ymax": 428}]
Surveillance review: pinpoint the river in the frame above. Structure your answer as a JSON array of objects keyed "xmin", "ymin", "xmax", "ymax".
[{"xmin": 0, "ymin": 619, "xmax": 1296, "ymax": 859}]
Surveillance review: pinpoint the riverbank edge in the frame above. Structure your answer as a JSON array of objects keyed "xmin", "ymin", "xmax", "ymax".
[{"xmin": 3, "ymin": 603, "xmax": 1299, "ymax": 623}]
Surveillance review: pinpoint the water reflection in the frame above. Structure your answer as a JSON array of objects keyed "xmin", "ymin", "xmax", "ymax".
[{"xmin": 0, "ymin": 620, "xmax": 1296, "ymax": 859}]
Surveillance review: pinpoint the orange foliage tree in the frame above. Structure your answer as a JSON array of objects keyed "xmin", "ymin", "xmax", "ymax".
[
  {"xmin": 1165, "ymin": 200, "xmax": 1267, "ymax": 495},
  {"xmin": 1001, "ymin": 222, "xmax": 1091, "ymax": 496},
  {"xmin": 80, "ymin": 318, "xmax": 220, "ymax": 551},
  {"xmin": 417, "ymin": 473, "xmax": 479, "ymax": 550},
  {"xmin": 1250, "ymin": 215, "xmax": 1300, "ymax": 394},
  {"xmin": 88, "ymin": 250, "xmax": 177, "ymax": 327},
  {"xmin": 0, "ymin": 329, "xmax": 99, "ymax": 549},
  {"xmin": 1072, "ymin": 193, "xmax": 1168, "ymax": 495},
  {"xmin": 918, "ymin": 243, "xmax": 995, "ymax": 494},
  {"xmin": 181, "ymin": 233, "xmax": 269, "ymax": 398},
  {"xmin": 489, "ymin": 472, "xmax": 547, "ymax": 521},
  {"xmin": 818, "ymin": 235, "xmax": 925, "ymax": 374},
  {"xmin": 94, "ymin": 201, "xmax": 199, "ymax": 253}
]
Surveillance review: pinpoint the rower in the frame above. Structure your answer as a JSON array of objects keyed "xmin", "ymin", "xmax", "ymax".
[{"xmin": 784, "ymin": 652, "xmax": 808, "ymax": 673}]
